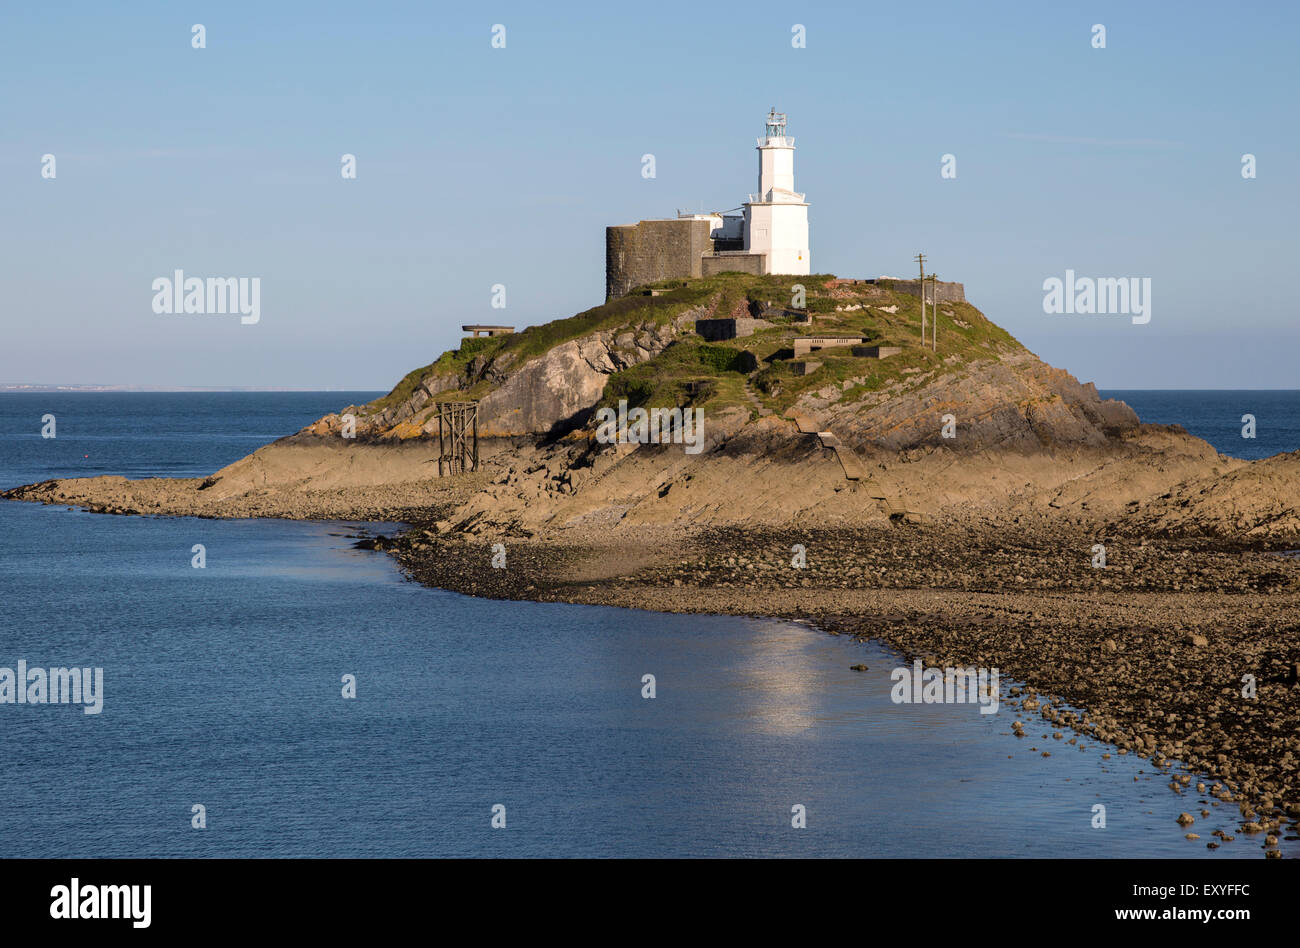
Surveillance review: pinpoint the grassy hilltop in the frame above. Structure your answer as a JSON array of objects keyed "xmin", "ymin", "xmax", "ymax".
[{"xmin": 364, "ymin": 272, "xmax": 1027, "ymax": 433}]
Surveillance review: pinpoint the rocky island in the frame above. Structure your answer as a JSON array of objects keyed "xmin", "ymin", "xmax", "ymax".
[{"xmin": 7, "ymin": 271, "xmax": 1300, "ymax": 853}]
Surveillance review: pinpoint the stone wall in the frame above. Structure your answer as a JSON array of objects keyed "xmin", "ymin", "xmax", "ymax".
[
  {"xmin": 792, "ymin": 336, "xmax": 864, "ymax": 357},
  {"xmin": 700, "ymin": 252, "xmax": 765, "ymax": 278},
  {"xmin": 605, "ymin": 219, "xmax": 713, "ymax": 300},
  {"xmin": 872, "ymin": 278, "xmax": 966, "ymax": 303}
]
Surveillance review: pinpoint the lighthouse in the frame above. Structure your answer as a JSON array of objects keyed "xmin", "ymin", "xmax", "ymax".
[
  {"xmin": 743, "ymin": 108, "xmax": 810, "ymax": 275},
  {"xmin": 604, "ymin": 107, "xmax": 813, "ymax": 299}
]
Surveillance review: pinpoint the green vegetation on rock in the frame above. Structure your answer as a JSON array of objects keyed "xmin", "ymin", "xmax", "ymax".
[
  {"xmin": 365, "ymin": 271, "xmax": 1028, "ymax": 426},
  {"xmin": 599, "ymin": 342, "xmax": 753, "ymax": 414}
]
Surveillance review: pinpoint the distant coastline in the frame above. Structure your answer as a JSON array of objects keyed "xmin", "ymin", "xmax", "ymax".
[
  {"xmin": 6, "ymin": 384, "xmax": 1297, "ymax": 393},
  {"xmin": 0, "ymin": 384, "xmax": 365, "ymax": 393}
]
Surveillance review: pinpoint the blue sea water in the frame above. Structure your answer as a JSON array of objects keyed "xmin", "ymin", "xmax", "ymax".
[
  {"xmin": 1101, "ymin": 390, "xmax": 1300, "ymax": 461},
  {"xmin": 0, "ymin": 392, "xmax": 1295, "ymax": 858}
]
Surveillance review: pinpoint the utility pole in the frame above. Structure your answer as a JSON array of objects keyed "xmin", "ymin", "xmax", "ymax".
[
  {"xmin": 930, "ymin": 274, "xmax": 938, "ymax": 352},
  {"xmin": 914, "ymin": 252, "xmax": 927, "ymax": 344}
]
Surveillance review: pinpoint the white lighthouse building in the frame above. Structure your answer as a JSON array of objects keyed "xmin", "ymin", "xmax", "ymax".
[
  {"xmin": 743, "ymin": 108, "xmax": 810, "ymax": 275},
  {"xmin": 605, "ymin": 108, "xmax": 812, "ymax": 299}
]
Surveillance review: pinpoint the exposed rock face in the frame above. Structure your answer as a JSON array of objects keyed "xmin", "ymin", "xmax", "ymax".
[
  {"xmin": 387, "ymin": 374, "xmax": 461, "ymax": 426},
  {"xmin": 1134, "ymin": 449, "xmax": 1300, "ymax": 538},
  {"xmin": 299, "ymin": 279, "xmax": 1142, "ymax": 455},
  {"xmin": 797, "ymin": 351, "xmax": 1139, "ymax": 451},
  {"xmin": 315, "ymin": 306, "xmax": 708, "ymax": 442},
  {"xmin": 476, "ymin": 317, "xmax": 690, "ymax": 436}
]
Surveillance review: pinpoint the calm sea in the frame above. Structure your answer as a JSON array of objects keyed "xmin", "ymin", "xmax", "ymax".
[
  {"xmin": 1101, "ymin": 390, "xmax": 1300, "ymax": 461},
  {"xmin": 0, "ymin": 391, "xmax": 1294, "ymax": 857}
]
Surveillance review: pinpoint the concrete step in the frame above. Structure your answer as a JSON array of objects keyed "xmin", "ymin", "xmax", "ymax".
[
  {"xmin": 743, "ymin": 373, "xmax": 773, "ymax": 417},
  {"xmin": 830, "ymin": 444, "xmax": 866, "ymax": 480},
  {"xmin": 786, "ymin": 412, "xmax": 915, "ymax": 501},
  {"xmin": 789, "ymin": 412, "xmax": 820, "ymax": 434}
]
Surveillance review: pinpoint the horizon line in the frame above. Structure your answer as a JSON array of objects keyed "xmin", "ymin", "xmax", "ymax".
[
  {"xmin": 0, "ymin": 385, "xmax": 387, "ymax": 393},
  {"xmin": 4, "ymin": 385, "xmax": 1300, "ymax": 394}
]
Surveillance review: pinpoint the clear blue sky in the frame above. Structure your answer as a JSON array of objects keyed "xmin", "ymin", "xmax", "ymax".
[{"xmin": 1, "ymin": 0, "xmax": 1295, "ymax": 389}]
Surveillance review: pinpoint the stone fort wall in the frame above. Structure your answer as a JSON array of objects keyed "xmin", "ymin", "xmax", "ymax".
[
  {"xmin": 605, "ymin": 219, "xmax": 713, "ymax": 300},
  {"xmin": 873, "ymin": 278, "xmax": 966, "ymax": 304},
  {"xmin": 606, "ymin": 223, "xmax": 966, "ymax": 305},
  {"xmin": 700, "ymin": 252, "xmax": 765, "ymax": 278}
]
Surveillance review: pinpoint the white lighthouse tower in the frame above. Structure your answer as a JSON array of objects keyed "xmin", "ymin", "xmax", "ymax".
[{"xmin": 743, "ymin": 108, "xmax": 810, "ymax": 275}]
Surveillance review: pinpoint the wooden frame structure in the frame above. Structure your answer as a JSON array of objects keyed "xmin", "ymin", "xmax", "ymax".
[{"xmin": 436, "ymin": 401, "xmax": 479, "ymax": 476}]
